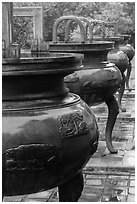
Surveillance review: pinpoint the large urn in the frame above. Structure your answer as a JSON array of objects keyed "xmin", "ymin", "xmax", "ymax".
[
  {"xmin": 107, "ymin": 20, "xmax": 135, "ymax": 62},
  {"xmin": 118, "ymin": 34, "xmax": 135, "ymax": 91},
  {"xmin": 2, "ymin": 4, "xmax": 99, "ymax": 201},
  {"xmin": 107, "ymin": 40, "xmax": 129, "ymax": 112},
  {"xmin": 101, "ymin": 22, "xmax": 135, "ymax": 68},
  {"xmin": 106, "ymin": 26, "xmax": 135, "ymax": 111},
  {"xmin": 95, "ymin": 20, "xmax": 135, "ymax": 110},
  {"xmin": 49, "ymin": 16, "xmax": 122, "ymax": 153},
  {"xmin": 92, "ymin": 19, "xmax": 131, "ymax": 112},
  {"xmin": 2, "ymin": 50, "xmax": 99, "ymax": 201}
]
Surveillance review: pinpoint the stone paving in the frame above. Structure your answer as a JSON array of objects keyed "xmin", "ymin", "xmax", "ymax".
[{"xmin": 3, "ymin": 57, "xmax": 135, "ymax": 202}]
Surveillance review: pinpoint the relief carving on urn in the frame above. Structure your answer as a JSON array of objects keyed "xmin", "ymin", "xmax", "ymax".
[{"xmin": 58, "ymin": 111, "xmax": 89, "ymax": 138}]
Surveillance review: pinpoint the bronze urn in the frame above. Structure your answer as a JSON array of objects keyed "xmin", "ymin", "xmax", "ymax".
[
  {"xmin": 107, "ymin": 21, "xmax": 135, "ymax": 63},
  {"xmin": 92, "ymin": 20, "xmax": 135, "ymax": 111},
  {"xmin": 49, "ymin": 16, "xmax": 122, "ymax": 153},
  {"xmin": 2, "ymin": 4, "xmax": 99, "ymax": 201},
  {"xmin": 2, "ymin": 50, "xmax": 99, "ymax": 201},
  {"xmin": 118, "ymin": 34, "xmax": 135, "ymax": 91}
]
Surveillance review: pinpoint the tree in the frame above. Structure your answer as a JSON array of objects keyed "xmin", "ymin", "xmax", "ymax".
[{"xmin": 13, "ymin": 2, "xmax": 135, "ymax": 48}]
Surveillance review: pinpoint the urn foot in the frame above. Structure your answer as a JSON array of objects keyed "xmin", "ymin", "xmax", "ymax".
[
  {"xmin": 126, "ymin": 62, "xmax": 132, "ymax": 91},
  {"xmin": 58, "ymin": 171, "xmax": 83, "ymax": 202},
  {"xmin": 105, "ymin": 95, "xmax": 119, "ymax": 154},
  {"xmin": 118, "ymin": 72, "xmax": 126, "ymax": 112}
]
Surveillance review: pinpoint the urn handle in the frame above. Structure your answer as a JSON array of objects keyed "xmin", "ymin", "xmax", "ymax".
[
  {"xmin": 52, "ymin": 16, "xmax": 87, "ymax": 43},
  {"xmin": 64, "ymin": 17, "xmax": 94, "ymax": 42},
  {"xmin": 90, "ymin": 19, "xmax": 106, "ymax": 39}
]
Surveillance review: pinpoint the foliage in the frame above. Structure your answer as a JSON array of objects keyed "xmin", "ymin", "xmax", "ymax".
[
  {"xmin": 13, "ymin": 16, "xmax": 33, "ymax": 49},
  {"xmin": 13, "ymin": 2, "xmax": 135, "ymax": 48}
]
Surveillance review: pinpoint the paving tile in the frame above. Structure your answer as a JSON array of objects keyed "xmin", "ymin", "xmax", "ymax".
[
  {"xmin": 104, "ymin": 179, "xmax": 124, "ymax": 189},
  {"xmin": 86, "ymin": 174, "xmax": 106, "ymax": 179},
  {"xmin": 125, "ymin": 140, "xmax": 135, "ymax": 150},
  {"xmin": 118, "ymin": 196, "xmax": 127, "ymax": 202},
  {"xmin": 130, "ymin": 180, "xmax": 135, "ymax": 187},
  {"xmin": 86, "ymin": 157, "xmax": 102, "ymax": 167},
  {"xmin": 3, "ymin": 195, "xmax": 25, "ymax": 202},
  {"xmin": 106, "ymin": 178, "xmax": 129, "ymax": 187},
  {"xmin": 122, "ymin": 156, "xmax": 135, "ymax": 168},
  {"xmin": 108, "ymin": 187, "xmax": 128, "ymax": 202},
  {"xmin": 103, "ymin": 186, "xmax": 114, "ymax": 194},
  {"xmin": 86, "ymin": 179, "xmax": 102, "ymax": 186},
  {"xmin": 108, "ymin": 174, "xmax": 129, "ymax": 180},
  {"xmin": 27, "ymin": 190, "xmax": 54, "ymax": 199},
  {"xmin": 82, "ymin": 185, "xmax": 103, "ymax": 195},
  {"xmin": 130, "ymin": 175, "xmax": 135, "ymax": 180},
  {"xmin": 80, "ymin": 186, "xmax": 103, "ymax": 202},
  {"xmin": 23, "ymin": 198, "xmax": 48, "ymax": 202},
  {"xmin": 79, "ymin": 193, "xmax": 102, "ymax": 202},
  {"xmin": 106, "ymin": 170, "xmax": 130, "ymax": 176},
  {"xmin": 49, "ymin": 197, "xmax": 58, "ymax": 202},
  {"xmin": 127, "ymin": 194, "xmax": 135, "ymax": 202},
  {"xmin": 100, "ymin": 155, "xmax": 123, "ymax": 168},
  {"xmin": 95, "ymin": 159, "xmax": 109, "ymax": 168},
  {"xmin": 124, "ymin": 150, "xmax": 135, "ymax": 157},
  {"xmin": 101, "ymin": 194, "xmax": 122, "ymax": 202},
  {"xmin": 128, "ymin": 187, "xmax": 135, "ymax": 195}
]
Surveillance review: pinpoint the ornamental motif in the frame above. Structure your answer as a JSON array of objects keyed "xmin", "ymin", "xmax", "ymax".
[
  {"xmin": 5, "ymin": 144, "xmax": 56, "ymax": 171},
  {"xmin": 58, "ymin": 111, "xmax": 88, "ymax": 138}
]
